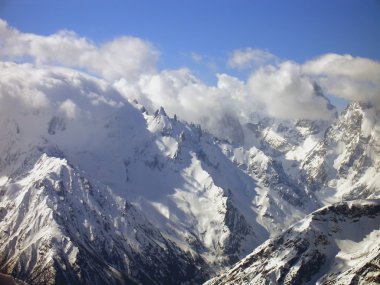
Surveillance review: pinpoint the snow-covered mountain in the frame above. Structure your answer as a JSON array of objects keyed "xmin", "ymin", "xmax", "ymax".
[
  {"xmin": 0, "ymin": 148, "xmax": 206, "ymax": 285},
  {"xmin": 302, "ymin": 102, "xmax": 380, "ymax": 203},
  {"xmin": 0, "ymin": 63, "xmax": 306, "ymax": 284},
  {"xmin": 0, "ymin": 62, "xmax": 379, "ymax": 284},
  {"xmin": 205, "ymin": 199, "xmax": 380, "ymax": 285}
]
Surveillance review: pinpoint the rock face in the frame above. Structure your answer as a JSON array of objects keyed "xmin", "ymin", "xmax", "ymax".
[
  {"xmin": 204, "ymin": 102, "xmax": 380, "ymax": 285},
  {"xmin": 205, "ymin": 200, "xmax": 380, "ymax": 285},
  {"xmin": 1, "ymin": 63, "xmax": 380, "ymax": 285},
  {"xmin": 302, "ymin": 102, "xmax": 380, "ymax": 201}
]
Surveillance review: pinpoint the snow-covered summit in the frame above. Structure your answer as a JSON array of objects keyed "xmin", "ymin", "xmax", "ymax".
[{"xmin": 302, "ymin": 101, "xmax": 380, "ymax": 203}]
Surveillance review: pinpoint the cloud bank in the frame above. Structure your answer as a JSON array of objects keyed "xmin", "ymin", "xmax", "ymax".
[
  {"xmin": 303, "ymin": 53, "xmax": 380, "ymax": 107},
  {"xmin": 1, "ymin": 19, "xmax": 380, "ymax": 145},
  {"xmin": 0, "ymin": 19, "xmax": 158, "ymax": 81},
  {"xmin": 0, "ymin": 61, "xmax": 130, "ymax": 148},
  {"xmin": 247, "ymin": 62, "xmax": 335, "ymax": 120}
]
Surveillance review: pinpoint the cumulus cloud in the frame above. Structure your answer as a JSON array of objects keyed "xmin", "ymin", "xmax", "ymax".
[
  {"xmin": 0, "ymin": 19, "xmax": 158, "ymax": 81},
  {"xmin": 228, "ymin": 48, "xmax": 276, "ymax": 69},
  {"xmin": 303, "ymin": 53, "xmax": 380, "ymax": 106},
  {"xmin": 138, "ymin": 68, "xmax": 230, "ymax": 121},
  {"xmin": 0, "ymin": 62, "xmax": 50, "ymax": 112},
  {"xmin": 59, "ymin": 99, "xmax": 78, "ymax": 119},
  {"xmin": 247, "ymin": 62, "xmax": 335, "ymax": 120},
  {"xmin": 0, "ymin": 61, "xmax": 132, "ymax": 148},
  {"xmin": 1, "ymin": 19, "xmax": 380, "ymax": 147},
  {"xmin": 115, "ymin": 63, "xmax": 336, "ymax": 144},
  {"xmin": 115, "ymin": 62, "xmax": 335, "ymax": 126},
  {"xmin": 114, "ymin": 68, "xmax": 251, "ymax": 143}
]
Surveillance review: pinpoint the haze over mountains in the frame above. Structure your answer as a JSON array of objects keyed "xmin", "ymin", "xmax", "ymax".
[{"xmin": 0, "ymin": 20, "xmax": 380, "ymax": 284}]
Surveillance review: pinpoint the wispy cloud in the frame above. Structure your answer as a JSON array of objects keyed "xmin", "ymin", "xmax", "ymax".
[
  {"xmin": 228, "ymin": 48, "xmax": 276, "ymax": 70},
  {"xmin": 190, "ymin": 52, "xmax": 203, "ymax": 64}
]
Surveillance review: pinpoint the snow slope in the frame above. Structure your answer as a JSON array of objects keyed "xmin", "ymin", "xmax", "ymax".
[
  {"xmin": 0, "ymin": 147, "xmax": 207, "ymax": 284},
  {"xmin": 1, "ymin": 62, "xmax": 380, "ymax": 284},
  {"xmin": 0, "ymin": 62, "xmax": 310, "ymax": 283},
  {"xmin": 205, "ymin": 200, "xmax": 380, "ymax": 285},
  {"xmin": 302, "ymin": 102, "xmax": 380, "ymax": 203}
]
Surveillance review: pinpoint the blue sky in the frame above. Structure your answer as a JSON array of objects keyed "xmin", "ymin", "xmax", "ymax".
[{"xmin": 1, "ymin": 0, "xmax": 379, "ymax": 74}]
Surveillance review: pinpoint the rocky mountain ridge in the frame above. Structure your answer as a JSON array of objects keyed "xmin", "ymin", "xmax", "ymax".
[
  {"xmin": 0, "ymin": 62, "xmax": 379, "ymax": 284},
  {"xmin": 205, "ymin": 200, "xmax": 380, "ymax": 285}
]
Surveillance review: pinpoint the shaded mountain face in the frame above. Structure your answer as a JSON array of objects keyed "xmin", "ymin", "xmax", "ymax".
[
  {"xmin": 0, "ymin": 149, "xmax": 208, "ymax": 285},
  {"xmin": 205, "ymin": 200, "xmax": 380, "ymax": 285},
  {"xmin": 0, "ymin": 63, "xmax": 380, "ymax": 285}
]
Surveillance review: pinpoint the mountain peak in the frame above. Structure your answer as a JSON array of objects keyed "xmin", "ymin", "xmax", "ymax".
[{"xmin": 154, "ymin": 106, "xmax": 167, "ymax": 117}]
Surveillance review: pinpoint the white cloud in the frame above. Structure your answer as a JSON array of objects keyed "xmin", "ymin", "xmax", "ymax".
[
  {"xmin": 142, "ymin": 69, "xmax": 250, "ymax": 143},
  {"xmin": 0, "ymin": 19, "xmax": 158, "ymax": 81},
  {"xmin": 114, "ymin": 68, "xmax": 249, "ymax": 143},
  {"xmin": 303, "ymin": 53, "xmax": 380, "ymax": 81},
  {"xmin": 59, "ymin": 99, "xmax": 78, "ymax": 119},
  {"xmin": 0, "ymin": 61, "xmax": 130, "ymax": 146},
  {"xmin": 2, "ymin": 19, "xmax": 380, "ymax": 148},
  {"xmin": 247, "ymin": 61, "xmax": 335, "ymax": 120},
  {"xmin": 303, "ymin": 54, "xmax": 380, "ymax": 107},
  {"xmin": 191, "ymin": 52, "xmax": 203, "ymax": 63},
  {"xmin": 0, "ymin": 62, "xmax": 50, "ymax": 111},
  {"xmin": 138, "ymin": 68, "xmax": 219, "ymax": 120},
  {"xmin": 228, "ymin": 48, "xmax": 276, "ymax": 69}
]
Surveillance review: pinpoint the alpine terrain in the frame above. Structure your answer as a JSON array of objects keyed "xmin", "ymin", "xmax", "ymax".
[{"xmin": 0, "ymin": 62, "xmax": 379, "ymax": 285}]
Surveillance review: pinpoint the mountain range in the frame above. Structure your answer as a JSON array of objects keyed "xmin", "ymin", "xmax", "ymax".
[{"xmin": 0, "ymin": 62, "xmax": 379, "ymax": 284}]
